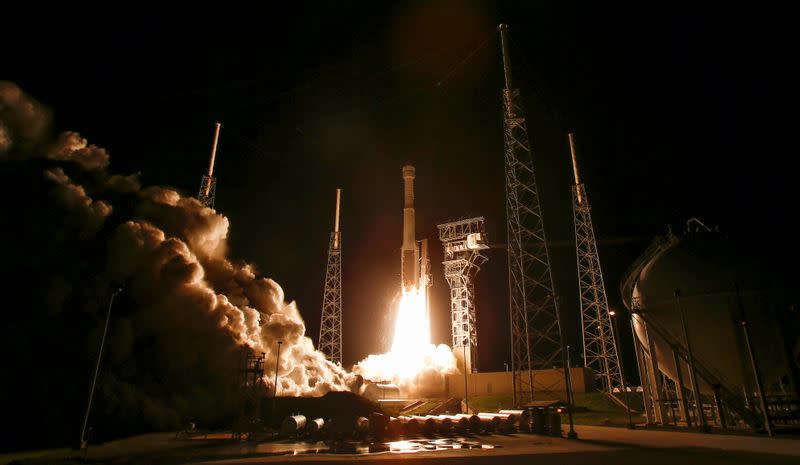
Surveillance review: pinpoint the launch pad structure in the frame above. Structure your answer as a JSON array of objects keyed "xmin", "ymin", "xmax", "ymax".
[
  {"xmin": 437, "ymin": 217, "xmax": 489, "ymax": 374},
  {"xmin": 319, "ymin": 189, "xmax": 343, "ymax": 365},
  {"xmin": 197, "ymin": 122, "xmax": 222, "ymax": 209},
  {"xmin": 499, "ymin": 24, "xmax": 564, "ymax": 406},
  {"xmin": 233, "ymin": 349, "xmax": 266, "ymax": 440},
  {"xmin": 569, "ymin": 133, "xmax": 624, "ymax": 395}
]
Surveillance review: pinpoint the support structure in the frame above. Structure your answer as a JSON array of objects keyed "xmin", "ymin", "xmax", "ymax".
[
  {"xmin": 198, "ymin": 122, "xmax": 222, "ymax": 208},
  {"xmin": 319, "ymin": 189, "xmax": 343, "ymax": 365},
  {"xmin": 569, "ymin": 133, "xmax": 623, "ymax": 394},
  {"xmin": 233, "ymin": 349, "xmax": 265, "ymax": 439},
  {"xmin": 499, "ymin": 24, "xmax": 563, "ymax": 406},
  {"xmin": 437, "ymin": 217, "xmax": 489, "ymax": 373}
]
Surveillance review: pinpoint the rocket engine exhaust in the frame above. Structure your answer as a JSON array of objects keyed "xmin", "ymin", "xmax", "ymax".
[{"xmin": 353, "ymin": 165, "xmax": 457, "ymax": 396}]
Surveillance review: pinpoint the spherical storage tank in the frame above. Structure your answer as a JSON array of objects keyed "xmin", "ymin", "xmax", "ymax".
[{"xmin": 624, "ymin": 224, "xmax": 798, "ymax": 396}]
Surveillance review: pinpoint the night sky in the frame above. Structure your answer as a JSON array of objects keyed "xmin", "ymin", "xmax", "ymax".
[{"xmin": 5, "ymin": 1, "xmax": 794, "ymax": 377}]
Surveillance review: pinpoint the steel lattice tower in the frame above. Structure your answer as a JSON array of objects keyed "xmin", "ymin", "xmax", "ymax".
[
  {"xmin": 437, "ymin": 218, "xmax": 489, "ymax": 373},
  {"xmin": 319, "ymin": 189, "xmax": 343, "ymax": 365},
  {"xmin": 569, "ymin": 133, "xmax": 623, "ymax": 393},
  {"xmin": 499, "ymin": 24, "xmax": 564, "ymax": 406},
  {"xmin": 197, "ymin": 122, "xmax": 221, "ymax": 208}
]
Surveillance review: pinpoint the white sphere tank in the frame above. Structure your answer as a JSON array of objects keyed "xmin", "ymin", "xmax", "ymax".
[{"xmin": 628, "ymin": 229, "xmax": 797, "ymax": 395}]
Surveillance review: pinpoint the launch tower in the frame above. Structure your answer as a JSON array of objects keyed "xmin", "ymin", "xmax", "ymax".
[
  {"xmin": 569, "ymin": 133, "xmax": 623, "ymax": 394},
  {"xmin": 319, "ymin": 189, "xmax": 343, "ymax": 365},
  {"xmin": 437, "ymin": 217, "xmax": 489, "ymax": 373},
  {"xmin": 499, "ymin": 24, "xmax": 564, "ymax": 406}
]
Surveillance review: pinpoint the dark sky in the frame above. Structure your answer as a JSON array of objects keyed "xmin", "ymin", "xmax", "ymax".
[{"xmin": 5, "ymin": 1, "xmax": 794, "ymax": 375}]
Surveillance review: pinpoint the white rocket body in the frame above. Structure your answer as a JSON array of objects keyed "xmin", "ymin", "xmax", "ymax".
[{"xmin": 401, "ymin": 165, "xmax": 419, "ymax": 292}]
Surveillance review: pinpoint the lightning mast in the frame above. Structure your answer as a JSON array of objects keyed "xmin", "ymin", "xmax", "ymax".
[
  {"xmin": 198, "ymin": 122, "xmax": 222, "ymax": 208},
  {"xmin": 569, "ymin": 133, "xmax": 623, "ymax": 394},
  {"xmin": 499, "ymin": 24, "xmax": 564, "ymax": 406},
  {"xmin": 319, "ymin": 189, "xmax": 343, "ymax": 365}
]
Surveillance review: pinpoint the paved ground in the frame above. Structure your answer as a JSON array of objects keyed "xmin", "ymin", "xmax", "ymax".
[
  {"xmin": 4, "ymin": 426, "xmax": 798, "ymax": 465},
  {"xmin": 191, "ymin": 425, "xmax": 800, "ymax": 465}
]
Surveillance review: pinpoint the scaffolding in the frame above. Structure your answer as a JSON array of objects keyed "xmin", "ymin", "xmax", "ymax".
[
  {"xmin": 437, "ymin": 217, "xmax": 489, "ymax": 373},
  {"xmin": 233, "ymin": 349, "xmax": 265, "ymax": 440}
]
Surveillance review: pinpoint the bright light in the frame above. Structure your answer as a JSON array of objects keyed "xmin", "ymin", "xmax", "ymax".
[
  {"xmin": 355, "ymin": 287, "xmax": 457, "ymax": 390},
  {"xmin": 391, "ymin": 288, "xmax": 430, "ymax": 352}
]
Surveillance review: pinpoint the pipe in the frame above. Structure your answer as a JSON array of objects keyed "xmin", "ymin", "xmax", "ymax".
[
  {"xmin": 554, "ymin": 296, "xmax": 577, "ymax": 438},
  {"xmin": 671, "ymin": 345, "xmax": 692, "ymax": 427},
  {"xmin": 568, "ymin": 133, "xmax": 583, "ymax": 204},
  {"xmin": 280, "ymin": 415, "xmax": 307, "ymax": 436},
  {"xmin": 741, "ymin": 320, "xmax": 774, "ymax": 436},
  {"xmin": 675, "ymin": 290, "xmax": 708, "ymax": 431},
  {"xmin": 307, "ymin": 418, "xmax": 325, "ymax": 435},
  {"xmin": 333, "ymin": 188, "xmax": 341, "ymax": 249},
  {"xmin": 712, "ymin": 385, "xmax": 727, "ymax": 430},
  {"xmin": 80, "ymin": 287, "xmax": 122, "ymax": 449},
  {"xmin": 630, "ymin": 314, "xmax": 653, "ymax": 424},
  {"xmin": 204, "ymin": 123, "xmax": 222, "ymax": 196},
  {"xmin": 734, "ymin": 284, "xmax": 773, "ymax": 436},
  {"xmin": 612, "ymin": 312, "xmax": 634, "ymax": 428},
  {"xmin": 454, "ymin": 414, "xmax": 482, "ymax": 433},
  {"xmin": 498, "ymin": 24, "xmax": 513, "ymax": 90}
]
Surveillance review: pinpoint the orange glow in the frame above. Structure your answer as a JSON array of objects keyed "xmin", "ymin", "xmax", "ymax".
[{"xmin": 356, "ymin": 287, "xmax": 457, "ymax": 388}]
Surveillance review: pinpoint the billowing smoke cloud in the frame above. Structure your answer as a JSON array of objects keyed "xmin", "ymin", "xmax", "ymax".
[
  {"xmin": 354, "ymin": 343, "xmax": 458, "ymax": 397},
  {"xmin": 0, "ymin": 82, "xmax": 353, "ymax": 449}
]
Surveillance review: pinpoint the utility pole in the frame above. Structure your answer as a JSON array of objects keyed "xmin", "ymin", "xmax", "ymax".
[
  {"xmin": 554, "ymin": 296, "xmax": 577, "ymax": 439},
  {"xmin": 319, "ymin": 189, "xmax": 343, "ymax": 364},
  {"xmin": 499, "ymin": 23, "xmax": 563, "ymax": 407},
  {"xmin": 735, "ymin": 285, "xmax": 773, "ymax": 436},
  {"xmin": 675, "ymin": 290, "xmax": 708, "ymax": 431},
  {"xmin": 273, "ymin": 341, "xmax": 283, "ymax": 421},
  {"xmin": 610, "ymin": 309, "xmax": 634, "ymax": 428},
  {"xmin": 80, "ymin": 287, "xmax": 122, "ymax": 451}
]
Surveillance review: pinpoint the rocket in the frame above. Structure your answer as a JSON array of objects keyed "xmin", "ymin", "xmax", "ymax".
[{"xmin": 401, "ymin": 165, "xmax": 420, "ymax": 291}]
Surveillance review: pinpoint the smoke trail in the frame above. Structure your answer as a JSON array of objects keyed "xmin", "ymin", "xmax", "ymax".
[{"xmin": 0, "ymin": 82, "xmax": 354, "ymax": 449}]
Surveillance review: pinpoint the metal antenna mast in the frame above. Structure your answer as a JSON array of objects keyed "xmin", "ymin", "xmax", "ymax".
[
  {"xmin": 198, "ymin": 122, "xmax": 222, "ymax": 208},
  {"xmin": 437, "ymin": 217, "xmax": 489, "ymax": 373},
  {"xmin": 499, "ymin": 24, "xmax": 564, "ymax": 406},
  {"xmin": 319, "ymin": 189, "xmax": 343, "ymax": 365},
  {"xmin": 569, "ymin": 133, "xmax": 623, "ymax": 394}
]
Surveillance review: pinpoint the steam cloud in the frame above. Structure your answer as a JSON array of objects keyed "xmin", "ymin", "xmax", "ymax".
[{"xmin": 0, "ymin": 82, "xmax": 353, "ymax": 448}]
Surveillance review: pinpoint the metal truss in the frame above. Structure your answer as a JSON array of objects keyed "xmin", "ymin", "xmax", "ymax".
[
  {"xmin": 197, "ymin": 175, "xmax": 216, "ymax": 208},
  {"xmin": 500, "ymin": 25, "xmax": 563, "ymax": 406},
  {"xmin": 233, "ymin": 348, "xmax": 265, "ymax": 439},
  {"xmin": 572, "ymin": 183, "xmax": 623, "ymax": 393},
  {"xmin": 197, "ymin": 123, "xmax": 221, "ymax": 209},
  {"xmin": 319, "ymin": 230, "xmax": 342, "ymax": 365},
  {"xmin": 438, "ymin": 217, "xmax": 489, "ymax": 373},
  {"xmin": 319, "ymin": 190, "xmax": 343, "ymax": 365}
]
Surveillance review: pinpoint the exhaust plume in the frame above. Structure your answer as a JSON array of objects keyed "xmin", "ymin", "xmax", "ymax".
[{"xmin": 0, "ymin": 82, "xmax": 353, "ymax": 449}]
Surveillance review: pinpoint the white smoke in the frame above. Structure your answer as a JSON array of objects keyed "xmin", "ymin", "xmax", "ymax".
[
  {"xmin": 2, "ymin": 81, "xmax": 355, "ymax": 406},
  {"xmin": 354, "ymin": 344, "xmax": 459, "ymax": 396}
]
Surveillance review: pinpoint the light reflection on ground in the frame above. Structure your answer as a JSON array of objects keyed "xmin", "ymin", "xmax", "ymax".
[
  {"xmin": 246, "ymin": 437, "xmax": 498, "ymax": 456},
  {"xmin": 383, "ymin": 438, "xmax": 496, "ymax": 454}
]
